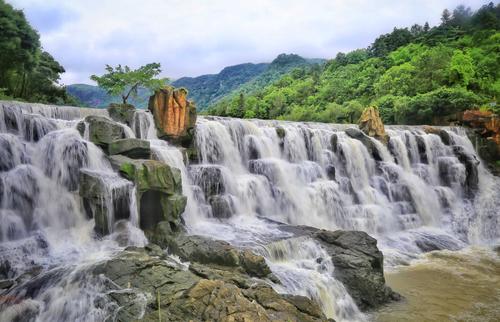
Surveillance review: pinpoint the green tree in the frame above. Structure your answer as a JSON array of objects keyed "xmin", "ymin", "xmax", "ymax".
[{"xmin": 90, "ymin": 63, "xmax": 166, "ymax": 105}]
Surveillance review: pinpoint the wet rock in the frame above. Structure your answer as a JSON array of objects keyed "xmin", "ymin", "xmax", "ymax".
[
  {"xmin": 0, "ymin": 279, "xmax": 14, "ymax": 289},
  {"xmin": 276, "ymin": 126, "xmax": 286, "ymax": 139},
  {"xmin": 423, "ymin": 126, "xmax": 452, "ymax": 145},
  {"xmin": 22, "ymin": 114, "xmax": 57, "ymax": 142},
  {"xmin": 112, "ymin": 156, "xmax": 186, "ymax": 232},
  {"xmin": 84, "ymin": 115, "xmax": 125, "ymax": 148},
  {"xmin": 330, "ymin": 133, "xmax": 338, "ymax": 152},
  {"xmin": 452, "ymin": 145, "xmax": 480, "ymax": 197},
  {"xmin": 358, "ymin": 106, "xmax": 388, "ymax": 144},
  {"xmin": 326, "ymin": 164, "xmax": 336, "ymax": 180},
  {"xmin": 79, "ymin": 170, "xmax": 132, "ymax": 235},
  {"xmin": 277, "ymin": 224, "xmax": 400, "ymax": 311},
  {"xmin": 107, "ymin": 103, "xmax": 136, "ymax": 126},
  {"xmin": 148, "ymin": 86, "xmax": 197, "ymax": 146},
  {"xmin": 345, "ymin": 127, "xmax": 383, "ymax": 161},
  {"xmin": 189, "ymin": 165, "xmax": 226, "ymax": 198},
  {"xmin": 165, "ymin": 234, "xmax": 272, "ymax": 278},
  {"xmin": 108, "ymin": 138, "xmax": 151, "ymax": 159},
  {"xmin": 314, "ymin": 230, "xmax": 400, "ymax": 310},
  {"xmin": 208, "ymin": 194, "xmax": 234, "ymax": 219},
  {"xmin": 93, "ymin": 248, "xmax": 327, "ymax": 321}
]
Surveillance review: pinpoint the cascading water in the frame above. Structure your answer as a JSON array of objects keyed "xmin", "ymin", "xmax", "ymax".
[
  {"xmin": 1, "ymin": 100, "xmax": 498, "ymax": 322},
  {"xmin": 0, "ymin": 101, "xmax": 147, "ymax": 321}
]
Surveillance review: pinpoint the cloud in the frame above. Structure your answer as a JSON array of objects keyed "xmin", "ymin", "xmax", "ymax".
[{"xmin": 8, "ymin": 0, "xmax": 488, "ymax": 84}]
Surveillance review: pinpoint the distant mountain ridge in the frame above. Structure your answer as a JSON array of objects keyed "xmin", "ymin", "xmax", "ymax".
[{"xmin": 67, "ymin": 53, "xmax": 325, "ymax": 109}]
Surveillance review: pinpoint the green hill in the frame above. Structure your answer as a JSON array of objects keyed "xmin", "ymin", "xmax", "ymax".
[
  {"xmin": 172, "ymin": 54, "xmax": 325, "ymax": 110},
  {"xmin": 207, "ymin": 3, "xmax": 500, "ymax": 124}
]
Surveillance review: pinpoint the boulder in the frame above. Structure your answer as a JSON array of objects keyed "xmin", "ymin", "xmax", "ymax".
[
  {"xmin": 313, "ymin": 230, "xmax": 401, "ymax": 310},
  {"xmin": 107, "ymin": 103, "xmax": 136, "ymax": 126},
  {"xmin": 108, "ymin": 138, "xmax": 151, "ymax": 159},
  {"xmin": 148, "ymin": 86, "xmax": 197, "ymax": 146},
  {"xmin": 208, "ymin": 194, "xmax": 234, "ymax": 218},
  {"xmin": 358, "ymin": 106, "xmax": 388, "ymax": 144},
  {"xmin": 452, "ymin": 145, "xmax": 480, "ymax": 196},
  {"xmin": 161, "ymin": 234, "xmax": 272, "ymax": 278},
  {"xmin": 79, "ymin": 170, "xmax": 132, "ymax": 235},
  {"xmin": 92, "ymin": 247, "xmax": 326, "ymax": 321},
  {"xmin": 277, "ymin": 225, "xmax": 400, "ymax": 311},
  {"xmin": 345, "ymin": 127, "xmax": 383, "ymax": 161},
  {"xmin": 111, "ymin": 156, "xmax": 186, "ymax": 232},
  {"xmin": 189, "ymin": 165, "xmax": 226, "ymax": 198},
  {"xmin": 82, "ymin": 115, "xmax": 125, "ymax": 148},
  {"xmin": 423, "ymin": 126, "xmax": 452, "ymax": 145}
]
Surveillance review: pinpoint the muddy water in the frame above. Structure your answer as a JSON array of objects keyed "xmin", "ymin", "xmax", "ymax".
[{"xmin": 375, "ymin": 247, "xmax": 500, "ymax": 322}]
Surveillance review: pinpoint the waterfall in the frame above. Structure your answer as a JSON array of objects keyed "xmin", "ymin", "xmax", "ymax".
[
  {"xmin": 0, "ymin": 101, "xmax": 147, "ymax": 321},
  {"xmin": 1, "ymin": 101, "xmax": 498, "ymax": 322}
]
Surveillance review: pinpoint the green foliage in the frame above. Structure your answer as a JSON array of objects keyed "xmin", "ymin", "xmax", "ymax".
[
  {"xmin": 0, "ymin": 0, "xmax": 72, "ymax": 104},
  {"xmin": 90, "ymin": 63, "xmax": 166, "ymax": 105},
  {"xmin": 207, "ymin": 3, "xmax": 499, "ymax": 125}
]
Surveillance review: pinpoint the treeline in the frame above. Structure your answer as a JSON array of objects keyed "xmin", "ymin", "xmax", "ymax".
[
  {"xmin": 207, "ymin": 3, "xmax": 500, "ymax": 124},
  {"xmin": 0, "ymin": 0, "xmax": 76, "ymax": 104}
]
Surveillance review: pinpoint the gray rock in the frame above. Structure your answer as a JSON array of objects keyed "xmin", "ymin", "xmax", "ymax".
[
  {"xmin": 345, "ymin": 127, "xmax": 383, "ymax": 161},
  {"xmin": 108, "ymin": 138, "xmax": 151, "ymax": 159},
  {"xmin": 107, "ymin": 103, "xmax": 136, "ymax": 126},
  {"xmin": 84, "ymin": 115, "xmax": 125, "ymax": 148},
  {"xmin": 208, "ymin": 194, "xmax": 234, "ymax": 219}
]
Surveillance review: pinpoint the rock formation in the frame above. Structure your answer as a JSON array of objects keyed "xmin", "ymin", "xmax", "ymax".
[
  {"xmin": 79, "ymin": 115, "xmax": 126, "ymax": 148},
  {"xmin": 107, "ymin": 103, "xmax": 136, "ymax": 126},
  {"xmin": 148, "ymin": 86, "xmax": 197, "ymax": 146},
  {"xmin": 358, "ymin": 106, "xmax": 388, "ymax": 144},
  {"xmin": 460, "ymin": 110, "xmax": 500, "ymax": 175}
]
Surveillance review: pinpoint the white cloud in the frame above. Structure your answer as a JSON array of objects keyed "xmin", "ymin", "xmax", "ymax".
[{"xmin": 9, "ymin": 0, "xmax": 488, "ymax": 84}]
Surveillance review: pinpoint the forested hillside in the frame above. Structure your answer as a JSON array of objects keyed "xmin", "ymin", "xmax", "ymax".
[
  {"xmin": 66, "ymin": 83, "xmax": 154, "ymax": 108},
  {"xmin": 0, "ymin": 0, "xmax": 76, "ymax": 104},
  {"xmin": 173, "ymin": 54, "xmax": 324, "ymax": 110},
  {"xmin": 207, "ymin": 3, "xmax": 500, "ymax": 125}
]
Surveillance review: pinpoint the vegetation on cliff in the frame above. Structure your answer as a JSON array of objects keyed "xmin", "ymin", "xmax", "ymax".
[
  {"xmin": 207, "ymin": 3, "xmax": 500, "ymax": 125},
  {"xmin": 0, "ymin": 0, "xmax": 76, "ymax": 104}
]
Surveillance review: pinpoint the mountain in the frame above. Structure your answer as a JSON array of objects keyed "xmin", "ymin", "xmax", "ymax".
[
  {"xmin": 172, "ymin": 54, "xmax": 325, "ymax": 110},
  {"xmin": 67, "ymin": 53, "xmax": 325, "ymax": 110},
  {"xmin": 66, "ymin": 84, "xmax": 153, "ymax": 108},
  {"xmin": 171, "ymin": 63, "xmax": 269, "ymax": 110}
]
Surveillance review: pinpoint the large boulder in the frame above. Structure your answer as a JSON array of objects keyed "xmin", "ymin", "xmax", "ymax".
[
  {"xmin": 107, "ymin": 103, "xmax": 136, "ymax": 126},
  {"xmin": 148, "ymin": 86, "xmax": 197, "ymax": 146},
  {"xmin": 108, "ymin": 138, "xmax": 151, "ymax": 159},
  {"xmin": 345, "ymin": 127, "xmax": 383, "ymax": 161},
  {"xmin": 110, "ymin": 156, "xmax": 186, "ymax": 232},
  {"xmin": 277, "ymin": 225, "xmax": 400, "ymax": 311},
  {"xmin": 82, "ymin": 115, "xmax": 125, "ymax": 148},
  {"xmin": 313, "ymin": 230, "xmax": 400, "ymax": 310},
  {"xmin": 79, "ymin": 170, "xmax": 133, "ymax": 235},
  {"xmin": 92, "ymin": 247, "xmax": 326, "ymax": 321},
  {"xmin": 358, "ymin": 106, "xmax": 388, "ymax": 144}
]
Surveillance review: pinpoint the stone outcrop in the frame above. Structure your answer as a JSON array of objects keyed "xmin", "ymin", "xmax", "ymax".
[
  {"xmin": 148, "ymin": 86, "xmax": 197, "ymax": 146},
  {"xmin": 93, "ymin": 246, "xmax": 328, "ymax": 322},
  {"xmin": 79, "ymin": 115, "xmax": 126, "ymax": 148},
  {"xmin": 108, "ymin": 138, "xmax": 151, "ymax": 159},
  {"xmin": 79, "ymin": 170, "xmax": 132, "ymax": 235},
  {"xmin": 277, "ymin": 225, "xmax": 400, "ymax": 311},
  {"xmin": 107, "ymin": 103, "xmax": 136, "ymax": 126},
  {"xmin": 110, "ymin": 155, "xmax": 186, "ymax": 232},
  {"xmin": 358, "ymin": 106, "xmax": 388, "ymax": 144},
  {"xmin": 460, "ymin": 110, "xmax": 500, "ymax": 175},
  {"xmin": 345, "ymin": 127, "xmax": 383, "ymax": 161},
  {"xmin": 423, "ymin": 125, "xmax": 452, "ymax": 145}
]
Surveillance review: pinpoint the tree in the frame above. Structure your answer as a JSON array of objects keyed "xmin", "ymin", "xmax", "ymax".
[
  {"xmin": 90, "ymin": 63, "xmax": 166, "ymax": 105},
  {"xmin": 441, "ymin": 9, "xmax": 452, "ymax": 25}
]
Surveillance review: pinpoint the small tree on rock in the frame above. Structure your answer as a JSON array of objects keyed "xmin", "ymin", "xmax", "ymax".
[{"xmin": 90, "ymin": 63, "xmax": 167, "ymax": 105}]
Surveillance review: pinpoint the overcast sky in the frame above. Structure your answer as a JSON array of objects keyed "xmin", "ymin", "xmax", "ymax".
[{"xmin": 9, "ymin": 0, "xmax": 488, "ymax": 85}]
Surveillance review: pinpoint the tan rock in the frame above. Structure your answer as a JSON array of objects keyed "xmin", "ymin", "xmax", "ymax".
[
  {"xmin": 148, "ymin": 86, "xmax": 197, "ymax": 145},
  {"xmin": 461, "ymin": 110, "xmax": 500, "ymax": 145},
  {"xmin": 358, "ymin": 106, "xmax": 388, "ymax": 143}
]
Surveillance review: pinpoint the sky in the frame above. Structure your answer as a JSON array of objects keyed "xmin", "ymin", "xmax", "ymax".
[{"xmin": 9, "ymin": 0, "xmax": 488, "ymax": 85}]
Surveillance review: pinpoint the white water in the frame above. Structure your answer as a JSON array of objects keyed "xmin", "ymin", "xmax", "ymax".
[{"xmin": 1, "ymin": 102, "xmax": 499, "ymax": 322}]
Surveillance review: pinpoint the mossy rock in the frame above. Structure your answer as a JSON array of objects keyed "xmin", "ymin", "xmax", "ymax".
[
  {"xmin": 107, "ymin": 103, "xmax": 136, "ymax": 126},
  {"xmin": 84, "ymin": 115, "xmax": 125, "ymax": 148},
  {"xmin": 108, "ymin": 138, "xmax": 151, "ymax": 159}
]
